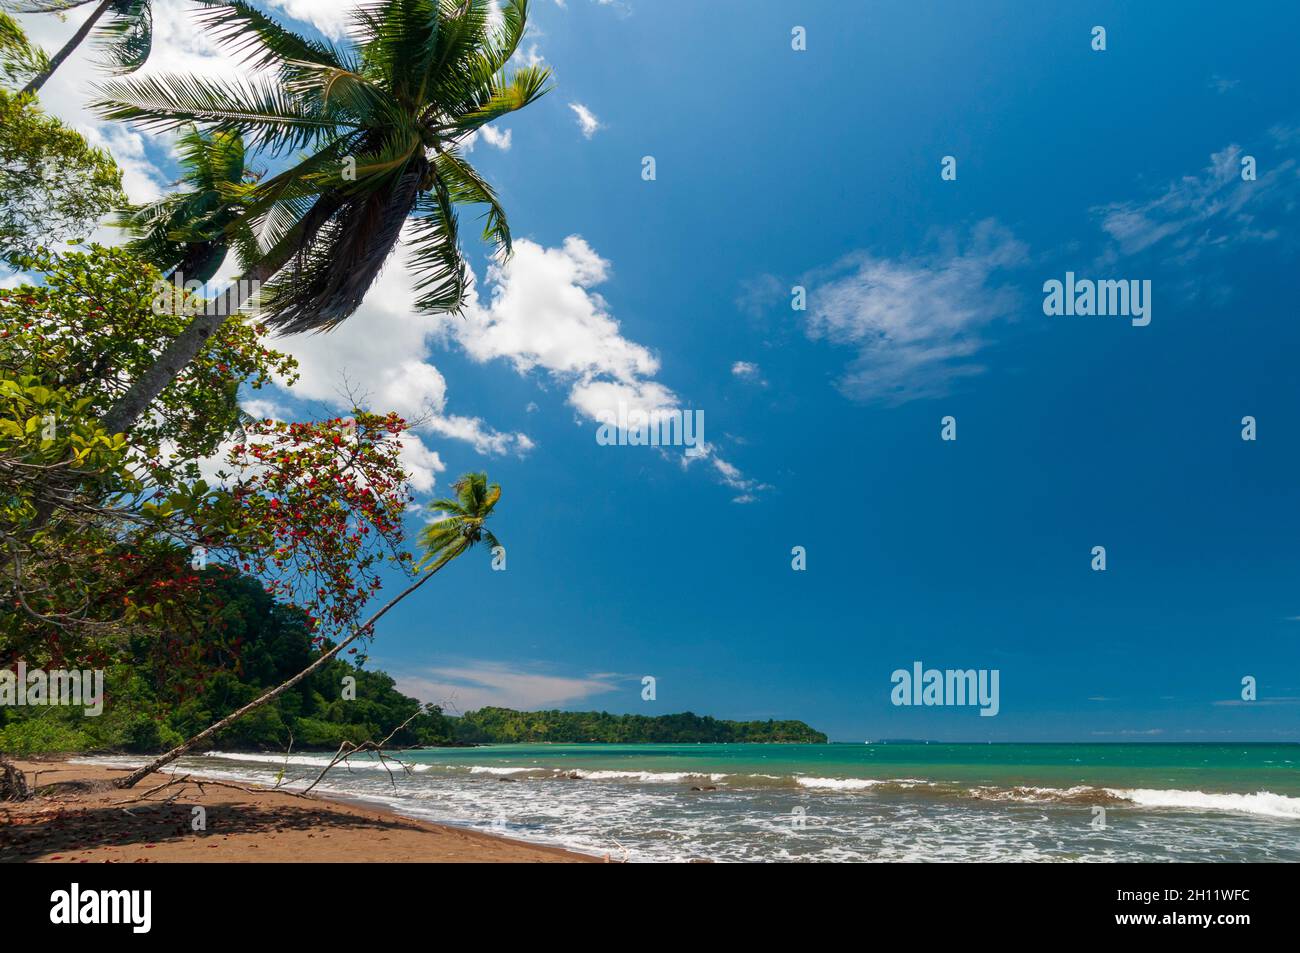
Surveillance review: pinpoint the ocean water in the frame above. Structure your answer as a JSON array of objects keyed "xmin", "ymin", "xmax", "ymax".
[{"xmin": 85, "ymin": 743, "xmax": 1300, "ymax": 862}]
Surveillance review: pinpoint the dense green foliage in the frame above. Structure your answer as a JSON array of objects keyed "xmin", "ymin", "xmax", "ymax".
[
  {"xmin": 453, "ymin": 707, "xmax": 827, "ymax": 745},
  {"xmin": 0, "ymin": 14, "xmax": 124, "ymax": 260},
  {"xmin": 0, "ymin": 90, "xmax": 125, "ymax": 262},
  {"xmin": 0, "ymin": 570, "xmax": 456, "ymax": 756}
]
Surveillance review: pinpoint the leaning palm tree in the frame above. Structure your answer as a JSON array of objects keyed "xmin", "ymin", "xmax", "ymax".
[
  {"xmin": 17, "ymin": 0, "xmax": 155, "ymax": 95},
  {"xmin": 94, "ymin": 0, "xmax": 549, "ymax": 438},
  {"xmin": 115, "ymin": 472, "xmax": 503, "ymax": 788}
]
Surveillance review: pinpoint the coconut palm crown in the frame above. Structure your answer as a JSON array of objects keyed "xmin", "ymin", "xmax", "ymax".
[
  {"xmin": 417, "ymin": 471, "xmax": 501, "ymax": 572},
  {"xmin": 93, "ymin": 0, "xmax": 550, "ymax": 333}
]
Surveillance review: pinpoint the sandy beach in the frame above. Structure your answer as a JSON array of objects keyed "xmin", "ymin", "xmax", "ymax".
[{"xmin": 0, "ymin": 758, "xmax": 599, "ymax": 863}]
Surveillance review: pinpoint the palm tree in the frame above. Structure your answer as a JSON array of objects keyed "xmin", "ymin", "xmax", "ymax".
[
  {"xmin": 113, "ymin": 123, "xmax": 258, "ymax": 283},
  {"xmin": 115, "ymin": 472, "xmax": 503, "ymax": 788},
  {"xmin": 93, "ymin": 0, "xmax": 549, "ymax": 438},
  {"xmin": 18, "ymin": 0, "xmax": 155, "ymax": 95}
]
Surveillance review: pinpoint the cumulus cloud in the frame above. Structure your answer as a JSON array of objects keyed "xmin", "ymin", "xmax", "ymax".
[
  {"xmin": 261, "ymin": 0, "xmax": 359, "ymax": 40},
  {"xmin": 478, "ymin": 124, "xmax": 513, "ymax": 150},
  {"xmin": 568, "ymin": 102, "xmax": 601, "ymax": 138},
  {"xmin": 801, "ymin": 219, "xmax": 1028, "ymax": 404},
  {"xmin": 436, "ymin": 236, "xmax": 763, "ymax": 499},
  {"xmin": 266, "ymin": 226, "xmax": 533, "ymax": 460}
]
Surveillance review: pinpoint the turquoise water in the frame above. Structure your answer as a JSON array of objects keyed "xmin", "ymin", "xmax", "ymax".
[
  {"xmin": 95, "ymin": 742, "xmax": 1300, "ymax": 862},
  {"xmin": 399, "ymin": 742, "xmax": 1300, "ymax": 796}
]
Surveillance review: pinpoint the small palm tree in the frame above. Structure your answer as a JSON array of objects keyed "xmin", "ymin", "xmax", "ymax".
[
  {"xmin": 417, "ymin": 471, "xmax": 502, "ymax": 572},
  {"xmin": 94, "ymin": 0, "xmax": 549, "ymax": 437},
  {"xmin": 18, "ymin": 0, "xmax": 155, "ymax": 95},
  {"xmin": 114, "ymin": 123, "xmax": 257, "ymax": 283},
  {"xmin": 115, "ymin": 471, "xmax": 504, "ymax": 788}
]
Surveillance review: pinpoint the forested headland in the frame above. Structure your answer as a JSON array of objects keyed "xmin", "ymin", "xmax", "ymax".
[{"xmin": 1, "ymin": 570, "xmax": 825, "ymax": 754}]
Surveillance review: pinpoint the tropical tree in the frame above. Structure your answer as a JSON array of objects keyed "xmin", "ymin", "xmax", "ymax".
[
  {"xmin": 114, "ymin": 472, "xmax": 504, "ymax": 787},
  {"xmin": 0, "ymin": 13, "xmax": 123, "ymax": 260},
  {"xmin": 93, "ymin": 0, "xmax": 550, "ymax": 438},
  {"xmin": 16, "ymin": 0, "xmax": 156, "ymax": 95}
]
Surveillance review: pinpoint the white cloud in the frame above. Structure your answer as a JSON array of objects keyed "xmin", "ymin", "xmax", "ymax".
[
  {"xmin": 435, "ymin": 236, "xmax": 763, "ymax": 499},
  {"xmin": 448, "ymin": 237, "xmax": 655, "ymax": 388},
  {"xmin": 802, "ymin": 219, "xmax": 1028, "ymax": 404},
  {"xmin": 77, "ymin": 121, "xmax": 167, "ymax": 204},
  {"xmin": 729, "ymin": 361, "xmax": 766, "ymax": 387},
  {"xmin": 394, "ymin": 431, "xmax": 446, "ymax": 495},
  {"xmin": 513, "ymin": 41, "xmax": 545, "ymax": 68},
  {"xmin": 478, "ymin": 124, "xmax": 513, "ymax": 151},
  {"xmin": 393, "ymin": 660, "xmax": 620, "ymax": 711},
  {"xmin": 261, "ymin": 0, "xmax": 360, "ymax": 40},
  {"xmin": 1092, "ymin": 144, "xmax": 1296, "ymax": 261},
  {"xmin": 266, "ymin": 227, "xmax": 532, "ymax": 459},
  {"xmin": 568, "ymin": 102, "xmax": 601, "ymax": 138}
]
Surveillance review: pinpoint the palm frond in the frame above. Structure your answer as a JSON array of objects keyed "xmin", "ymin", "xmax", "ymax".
[
  {"xmin": 95, "ymin": 0, "xmax": 152, "ymax": 75},
  {"xmin": 192, "ymin": 0, "xmax": 350, "ymax": 74},
  {"xmin": 406, "ymin": 179, "xmax": 468, "ymax": 314},
  {"xmin": 92, "ymin": 72, "xmax": 348, "ymax": 154},
  {"xmin": 14, "ymin": 0, "xmax": 101, "ymax": 12},
  {"xmin": 449, "ymin": 63, "xmax": 550, "ymax": 134},
  {"xmin": 476, "ymin": 0, "xmax": 529, "ymax": 78},
  {"xmin": 350, "ymin": 0, "xmax": 444, "ymax": 102},
  {"xmin": 432, "ymin": 147, "xmax": 509, "ymax": 254},
  {"xmin": 256, "ymin": 161, "xmax": 424, "ymax": 332}
]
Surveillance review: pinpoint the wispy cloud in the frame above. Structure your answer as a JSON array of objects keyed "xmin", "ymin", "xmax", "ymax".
[
  {"xmin": 568, "ymin": 102, "xmax": 602, "ymax": 139},
  {"xmin": 1091, "ymin": 142, "xmax": 1296, "ymax": 262},
  {"xmin": 730, "ymin": 360, "xmax": 765, "ymax": 385},
  {"xmin": 392, "ymin": 660, "xmax": 622, "ymax": 712},
  {"xmin": 800, "ymin": 219, "xmax": 1028, "ymax": 404}
]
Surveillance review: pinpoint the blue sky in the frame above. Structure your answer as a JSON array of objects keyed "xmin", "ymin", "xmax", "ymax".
[{"xmin": 19, "ymin": 0, "xmax": 1300, "ymax": 741}]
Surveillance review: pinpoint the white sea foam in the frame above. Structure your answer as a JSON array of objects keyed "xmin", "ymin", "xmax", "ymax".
[
  {"xmin": 70, "ymin": 755, "xmax": 1300, "ymax": 863},
  {"xmin": 467, "ymin": 766, "xmax": 535, "ymax": 775},
  {"xmin": 795, "ymin": 776, "xmax": 887, "ymax": 790},
  {"xmin": 1107, "ymin": 788, "xmax": 1300, "ymax": 819},
  {"xmin": 969, "ymin": 784, "xmax": 1096, "ymax": 802},
  {"xmin": 195, "ymin": 751, "xmax": 431, "ymax": 772},
  {"xmin": 571, "ymin": 770, "xmax": 707, "ymax": 783}
]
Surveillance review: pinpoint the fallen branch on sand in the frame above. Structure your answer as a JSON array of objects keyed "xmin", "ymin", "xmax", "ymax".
[
  {"xmin": 302, "ymin": 711, "xmax": 422, "ymax": 795},
  {"xmin": 0, "ymin": 755, "xmax": 30, "ymax": 801}
]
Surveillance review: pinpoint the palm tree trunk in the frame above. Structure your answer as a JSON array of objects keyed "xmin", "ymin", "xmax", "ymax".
[
  {"xmin": 101, "ymin": 194, "xmax": 340, "ymax": 437},
  {"xmin": 99, "ymin": 260, "xmax": 275, "ymax": 437},
  {"xmin": 5, "ymin": 259, "xmax": 278, "ymax": 560},
  {"xmin": 113, "ymin": 543, "xmax": 466, "ymax": 789},
  {"xmin": 20, "ymin": 0, "xmax": 116, "ymax": 96}
]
